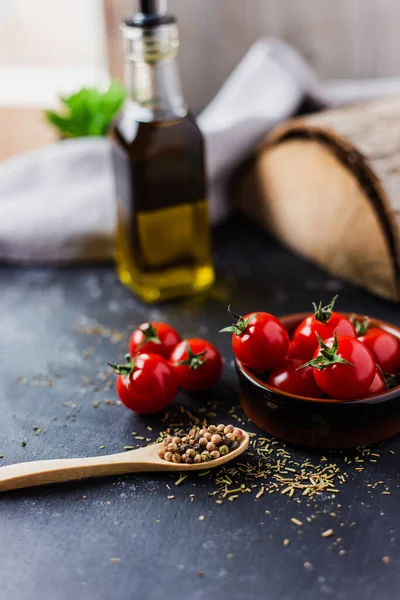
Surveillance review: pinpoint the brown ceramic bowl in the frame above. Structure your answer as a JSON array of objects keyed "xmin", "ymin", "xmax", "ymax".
[{"xmin": 236, "ymin": 312, "xmax": 400, "ymax": 448}]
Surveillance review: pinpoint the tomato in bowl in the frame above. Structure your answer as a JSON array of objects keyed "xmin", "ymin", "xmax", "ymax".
[{"xmin": 236, "ymin": 312, "xmax": 400, "ymax": 449}]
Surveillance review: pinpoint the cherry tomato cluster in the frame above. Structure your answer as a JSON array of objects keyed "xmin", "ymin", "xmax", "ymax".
[
  {"xmin": 110, "ymin": 322, "xmax": 223, "ymax": 414},
  {"xmin": 221, "ymin": 297, "xmax": 400, "ymax": 401}
]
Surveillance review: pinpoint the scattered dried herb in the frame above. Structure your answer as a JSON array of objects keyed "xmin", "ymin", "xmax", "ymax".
[
  {"xmin": 175, "ymin": 473, "xmax": 187, "ymax": 486},
  {"xmin": 321, "ymin": 529, "xmax": 334, "ymax": 538}
]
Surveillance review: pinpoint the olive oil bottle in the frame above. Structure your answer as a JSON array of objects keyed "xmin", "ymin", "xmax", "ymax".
[{"xmin": 111, "ymin": 0, "xmax": 214, "ymax": 303}]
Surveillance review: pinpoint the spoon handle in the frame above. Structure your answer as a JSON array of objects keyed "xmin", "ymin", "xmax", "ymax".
[{"xmin": 0, "ymin": 449, "xmax": 152, "ymax": 492}]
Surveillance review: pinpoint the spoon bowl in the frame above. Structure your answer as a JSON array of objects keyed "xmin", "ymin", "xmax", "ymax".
[{"xmin": 0, "ymin": 429, "xmax": 250, "ymax": 492}]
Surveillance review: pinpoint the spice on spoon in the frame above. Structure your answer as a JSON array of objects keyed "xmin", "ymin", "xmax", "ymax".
[{"xmin": 159, "ymin": 424, "xmax": 243, "ymax": 464}]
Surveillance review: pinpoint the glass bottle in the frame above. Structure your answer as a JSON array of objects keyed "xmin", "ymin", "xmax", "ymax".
[{"xmin": 111, "ymin": 4, "xmax": 215, "ymax": 303}]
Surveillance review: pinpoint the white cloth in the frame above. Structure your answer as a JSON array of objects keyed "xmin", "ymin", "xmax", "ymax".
[
  {"xmin": 0, "ymin": 138, "xmax": 115, "ymax": 262},
  {"xmin": 2, "ymin": 38, "xmax": 400, "ymax": 263}
]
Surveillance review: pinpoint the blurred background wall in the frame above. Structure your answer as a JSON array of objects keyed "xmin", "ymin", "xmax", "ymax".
[
  {"xmin": 2, "ymin": 0, "xmax": 400, "ymax": 110},
  {"xmin": 107, "ymin": 0, "xmax": 400, "ymax": 112}
]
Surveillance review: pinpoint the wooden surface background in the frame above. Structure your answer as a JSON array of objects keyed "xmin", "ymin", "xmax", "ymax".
[{"xmin": 105, "ymin": 0, "xmax": 400, "ymax": 112}]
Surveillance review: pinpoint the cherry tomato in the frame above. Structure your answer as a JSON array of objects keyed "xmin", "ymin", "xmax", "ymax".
[
  {"xmin": 111, "ymin": 353, "xmax": 177, "ymax": 414},
  {"xmin": 292, "ymin": 296, "xmax": 356, "ymax": 360},
  {"xmin": 129, "ymin": 322, "xmax": 181, "ymax": 359},
  {"xmin": 220, "ymin": 307, "xmax": 289, "ymax": 372},
  {"xmin": 286, "ymin": 340, "xmax": 303, "ymax": 359},
  {"xmin": 364, "ymin": 368, "xmax": 387, "ymax": 398},
  {"xmin": 267, "ymin": 358, "xmax": 322, "ymax": 398},
  {"xmin": 170, "ymin": 338, "xmax": 223, "ymax": 391},
  {"xmin": 358, "ymin": 328, "xmax": 400, "ymax": 375},
  {"xmin": 304, "ymin": 333, "xmax": 375, "ymax": 400}
]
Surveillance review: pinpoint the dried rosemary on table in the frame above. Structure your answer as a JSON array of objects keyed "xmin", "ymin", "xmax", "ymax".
[{"xmin": 151, "ymin": 400, "xmax": 391, "ymax": 505}]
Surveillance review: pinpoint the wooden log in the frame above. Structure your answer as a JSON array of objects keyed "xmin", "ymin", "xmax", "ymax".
[{"xmin": 234, "ymin": 97, "xmax": 400, "ymax": 302}]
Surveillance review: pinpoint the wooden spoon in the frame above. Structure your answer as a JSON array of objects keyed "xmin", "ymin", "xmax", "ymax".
[{"xmin": 0, "ymin": 430, "xmax": 249, "ymax": 492}]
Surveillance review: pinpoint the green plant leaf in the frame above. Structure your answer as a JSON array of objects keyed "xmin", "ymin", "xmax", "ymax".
[{"xmin": 45, "ymin": 83, "xmax": 127, "ymax": 138}]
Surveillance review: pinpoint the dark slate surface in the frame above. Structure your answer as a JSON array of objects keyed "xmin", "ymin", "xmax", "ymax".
[{"xmin": 0, "ymin": 219, "xmax": 399, "ymax": 600}]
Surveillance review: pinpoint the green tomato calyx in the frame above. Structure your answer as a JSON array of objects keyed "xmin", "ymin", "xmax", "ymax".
[
  {"xmin": 108, "ymin": 354, "xmax": 139, "ymax": 384},
  {"xmin": 137, "ymin": 323, "xmax": 161, "ymax": 350},
  {"xmin": 298, "ymin": 330, "xmax": 354, "ymax": 371},
  {"xmin": 313, "ymin": 295, "xmax": 338, "ymax": 324},
  {"xmin": 219, "ymin": 305, "xmax": 260, "ymax": 336},
  {"xmin": 350, "ymin": 315, "xmax": 370, "ymax": 336},
  {"xmin": 174, "ymin": 342, "xmax": 207, "ymax": 371}
]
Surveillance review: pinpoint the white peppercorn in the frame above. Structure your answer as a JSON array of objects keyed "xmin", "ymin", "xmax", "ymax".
[
  {"xmin": 172, "ymin": 453, "xmax": 182, "ymax": 463},
  {"xmin": 224, "ymin": 425, "xmax": 234, "ymax": 434},
  {"xmin": 206, "ymin": 442, "xmax": 216, "ymax": 452},
  {"xmin": 234, "ymin": 428, "xmax": 243, "ymax": 441},
  {"xmin": 210, "ymin": 450, "xmax": 220, "ymax": 460},
  {"xmin": 211, "ymin": 434, "xmax": 222, "ymax": 445},
  {"xmin": 164, "ymin": 451, "xmax": 173, "ymax": 461}
]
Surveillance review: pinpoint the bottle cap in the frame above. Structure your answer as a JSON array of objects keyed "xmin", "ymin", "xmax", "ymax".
[
  {"xmin": 140, "ymin": 0, "xmax": 167, "ymax": 15},
  {"xmin": 127, "ymin": 0, "xmax": 174, "ymax": 28}
]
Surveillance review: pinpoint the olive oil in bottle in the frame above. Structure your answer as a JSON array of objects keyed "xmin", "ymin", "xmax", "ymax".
[{"xmin": 111, "ymin": 0, "xmax": 214, "ymax": 303}]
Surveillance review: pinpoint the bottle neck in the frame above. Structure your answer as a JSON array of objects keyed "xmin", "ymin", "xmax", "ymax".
[
  {"xmin": 122, "ymin": 22, "xmax": 187, "ymax": 122},
  {"xmin": 125, "ymin": 56, "xmax": 186, "ymax": 121}
]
